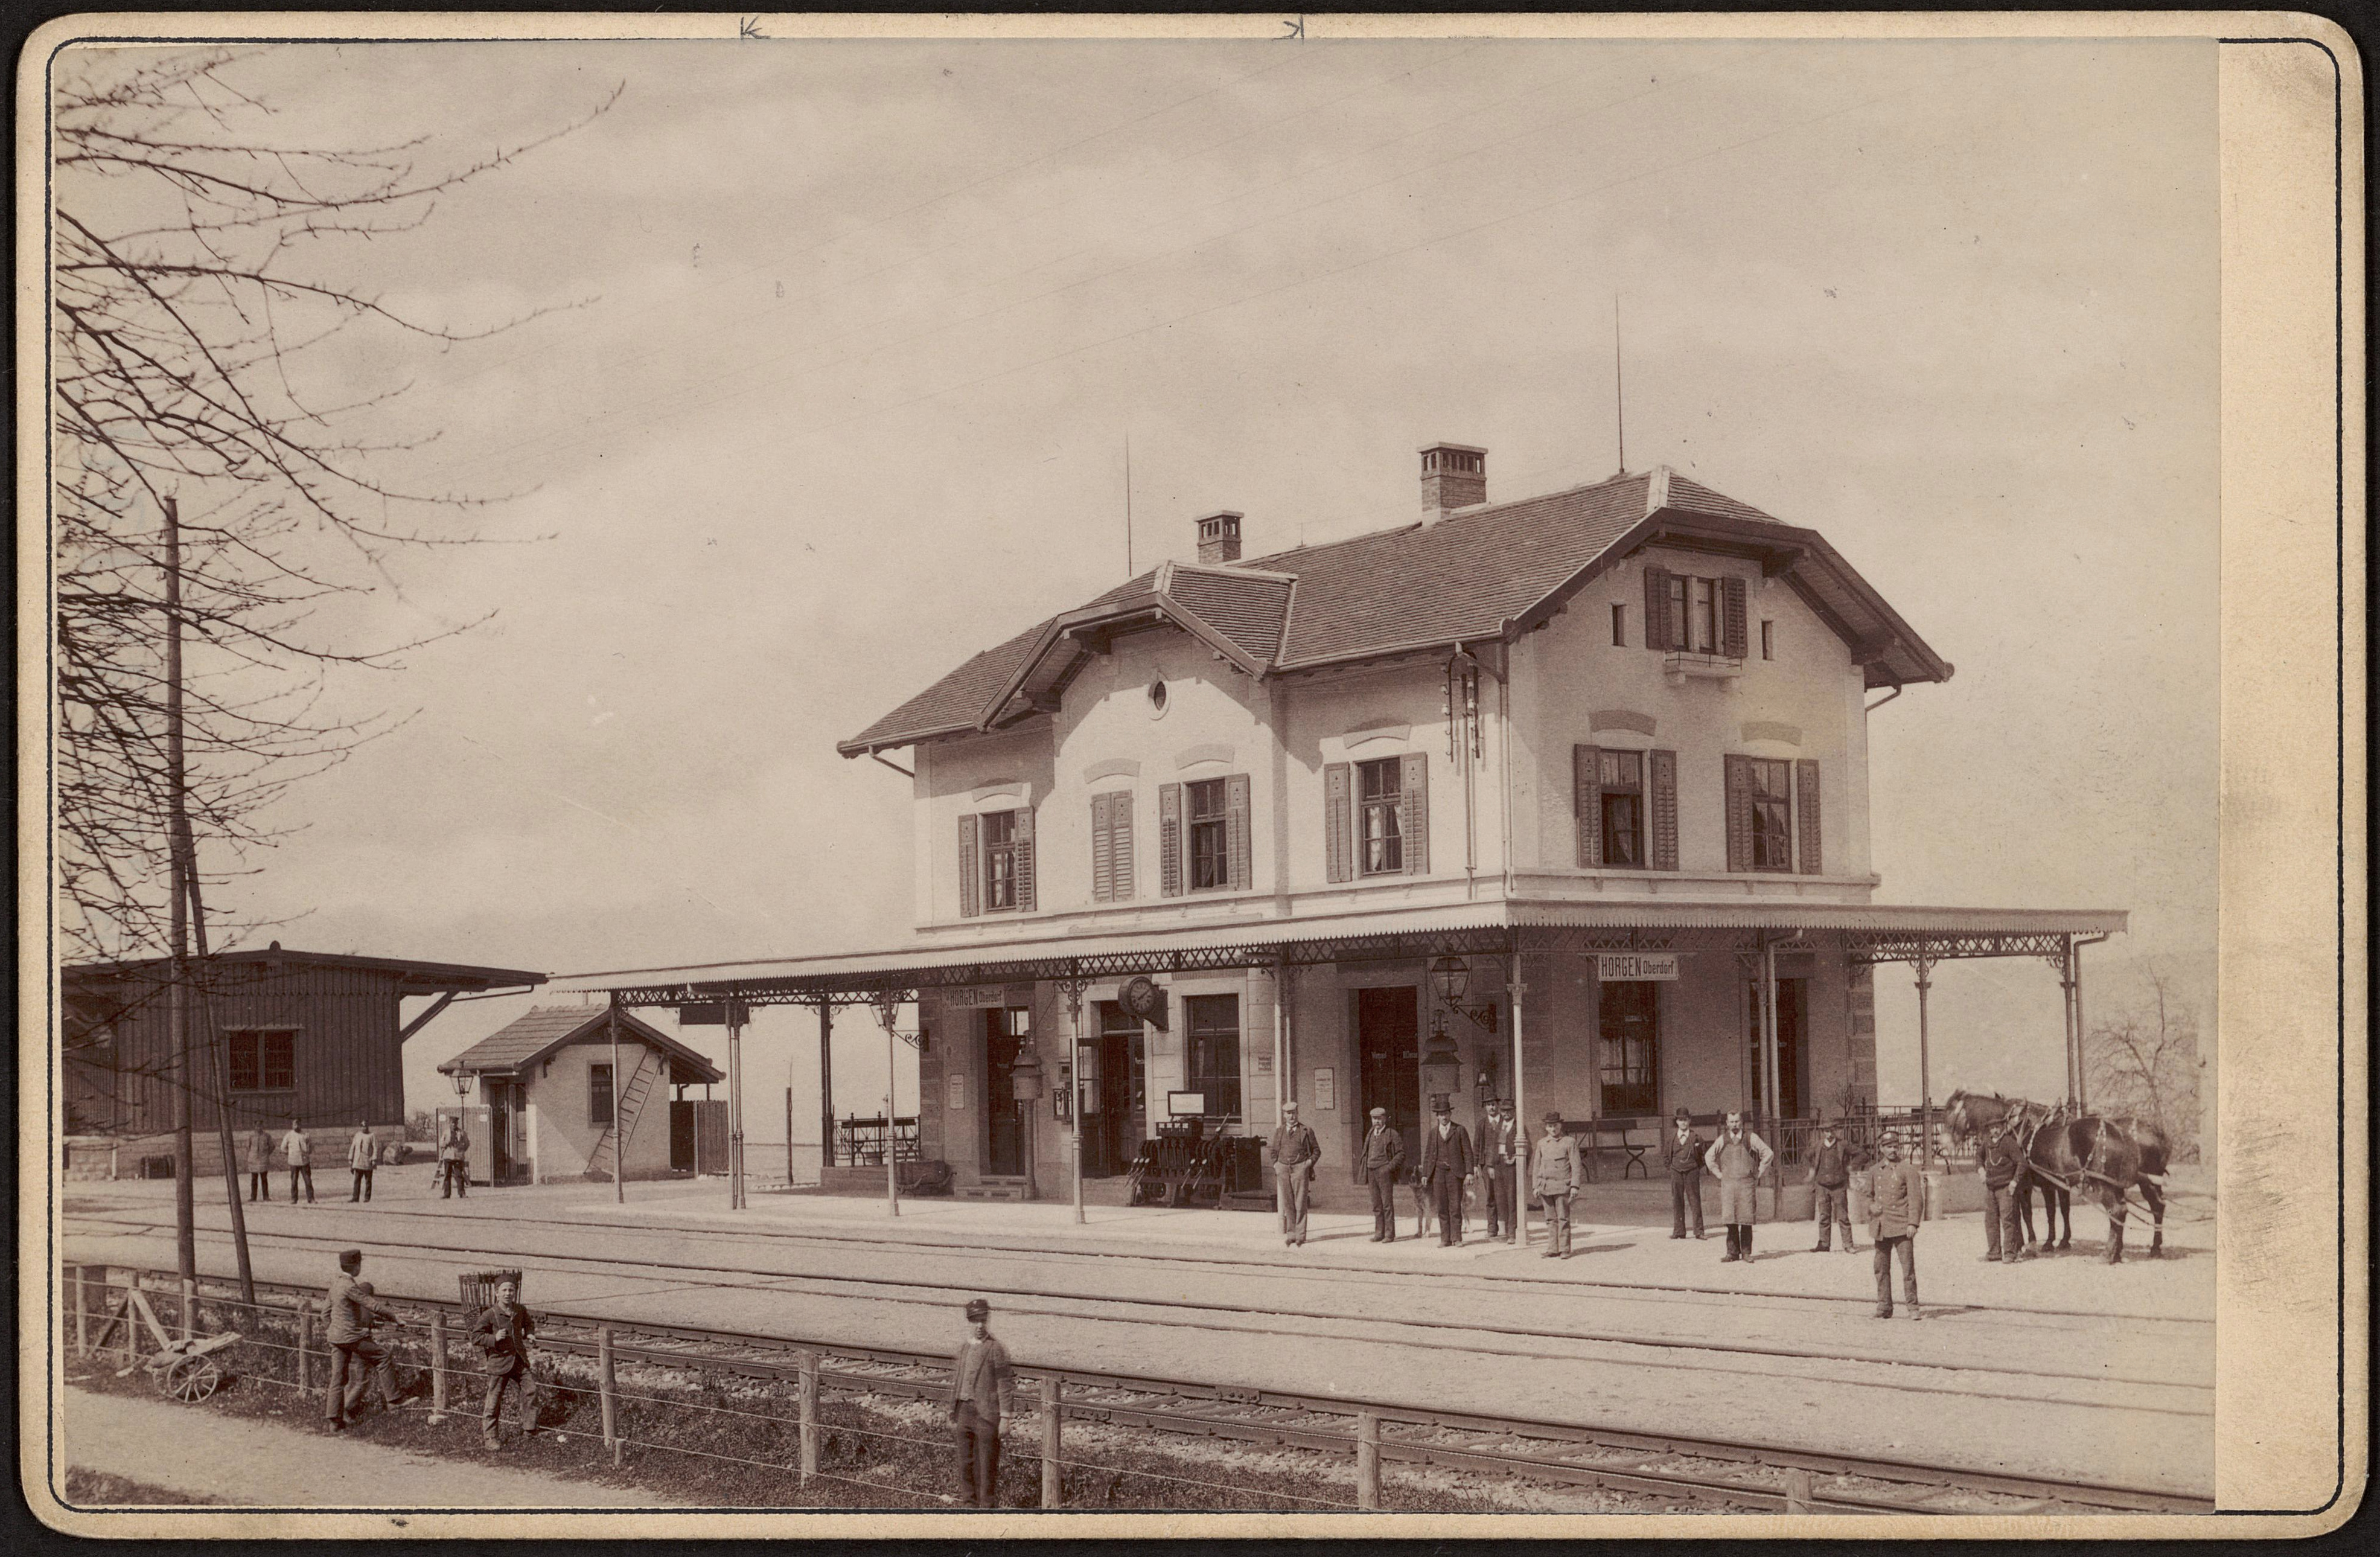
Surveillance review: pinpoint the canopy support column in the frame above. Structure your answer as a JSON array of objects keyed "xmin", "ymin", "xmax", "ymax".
[
  {"xmin": 1759, "ymin": 933, "xmax": 1781, "ymax": 1218},
  {"xmin": 607, "ymin": 994, "xmax": 624, "ymax": 1203},
  {"xmin": 869, "ymin": 991, "xmax": 904, "ymax": 1217},
  {"xmin": 1056, "ymin": 976, "xmax": 1089, "ymax": 1226},
  {"xmin": 818, "ymin": 1002, "xmax": 835, "ymax": 1169},
  {"xmin": 1913, "ymin": 943, "xmax": 1939, "ymax": 1168},
  {"xmin": 2058, "ymin": 934, "xmax": 2080, "ymax": 1110},
  {"xmin": 1509, "ymin": 951, "xmax": 1528, "ymax": 1250}
]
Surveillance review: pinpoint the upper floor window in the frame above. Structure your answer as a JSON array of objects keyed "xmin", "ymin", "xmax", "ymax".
[
  {"xmin": 1610, "ymin": 603, "xmax": 1627, "ymax": 647},
  {"xmin": 1090, "ymin": 791, "xmax": 1135, "ymax": 903},
  {"xmin": 1161, "ymin": 775, "xmax": 1250, "ymax": 895},
  {"xmin": 1575, "ymin": 745, "xmax": 1676, "ymax": 871},
  {"xmin": 228, "ymin": 1028, "xmax": 296, "ymax": 1093},
  {"xmin": 1598, "ymin": 749, "xmax": 1644, "ymax": 867},
  {"xmin": 1187, "ymin": 779, "xmax": 1229, "ymax": 890},
  {"xmin": 1645, "ymin": 566, "xmax": 1747, "ymax": 658},
  {"xmin": 1356, "ymin": 757, "xmax": 1404, "ymax": 874},
  {"xmin": 982, "ymin": 808, "xmax": 1019, "ymax": 909},
  {"xmin": 959, "ymin": 805, "xmax": 1035, "ymax": 916},
  {"xmin": 1724, "ymin": 755, "xmax": 1822, "ymax": 875},
  {"xmin": 1760, "ymin": 619, "xmax": 1775, "ymax": 660}
]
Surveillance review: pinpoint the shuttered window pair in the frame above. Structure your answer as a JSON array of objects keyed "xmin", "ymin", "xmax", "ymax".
[
  {"xmin": 1723, "ymin": 755, "xmax": 1823, "ymax": 874},
  {"xmin": 957, "ymin": 807, "xmax": 1036, "ymax": 916},
  {"xmin": 227, "ymin": 1028, "xmax": 296, "ymax": 1093},
  {"xmin": 1575, "ymin": 746, "xmax": 1679, "ymax": 870},
  {"xmin": 1323, "ymin": 753, "xmax": 1429, "ymax": 883},
  {"xmin": 1643, "ymin": 567, "xmax": 1749, "ymax": 659},
  {"xmin": 1090, "ymin": 791, "xmax": 1136, "ymax": 903},
  {"xmin": 1157, "ymin": 775, "xmax": 1251, "ymax": 896}
]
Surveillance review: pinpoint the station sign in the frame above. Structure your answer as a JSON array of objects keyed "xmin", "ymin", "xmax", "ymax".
[{"xmin": 1597, "ymin": 953, "xmax": 1680, "ymax": 982}]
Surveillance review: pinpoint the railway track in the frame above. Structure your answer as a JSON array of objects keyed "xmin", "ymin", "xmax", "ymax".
[{"xmin": 63, "ymin": 1262, "xmax": 2210, "ymax": 1516}]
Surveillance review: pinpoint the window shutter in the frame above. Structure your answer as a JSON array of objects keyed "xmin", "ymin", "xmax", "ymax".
[
  {"xmin": 1723, "ymin": 577, "xmax": 1748, "ymax": 659},
  {"xmin": 1723, "ymin": 755, "xmax": 1752, "ymax": 874},
  {"xmin": 1111, "ymin": 792, "xmax": 1135, "ymax": 901},
  {"xmin": 1574, "ymin": 744, "xmax": 1603, "ymax": 866},
  {"xmin": 1225, "ymin": 773, "xmax": 1252, "ymax": 890},
  {"xmin": 958, "ymin": 813, "xmax": 981, "ymax": 917},
  {"xmin": 1324, "ymin": 763, "xmax": 1353, "ymax": 883},
  {"xmin": 1012, "ymin": 806, "xmax": 1036, "ymax": 912},
  {"xmin": 1399, "ymin": 752, "xmax": 1429, "ymax": 875},
  {"xmin": 1649, "ymin": 749, "xmax": 1679, "ymax": 871},
  {"xmin": 1643, "ymin": 567, "xmax": 1670, "ymax": 652},
  {"xmin": 1796, "ymin": 759, "xmax": 1822, "ymax": 875},
  {"xmin": 1160, "ymin": 783, "xmax": 1183, "ymax": 897},
  {"xmin": 1091, "ymin": 793, "xmax": 1114, "ymax": 903}
]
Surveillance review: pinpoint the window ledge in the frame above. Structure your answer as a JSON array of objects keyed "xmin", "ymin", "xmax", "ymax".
[{"xmin": 1663, "ymin": 651, "xmax": 1744, "ymax": 683}]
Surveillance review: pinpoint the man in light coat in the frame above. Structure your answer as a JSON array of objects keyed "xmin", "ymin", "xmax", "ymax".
[
  {"xmin": 281, "ymin": 1118, "xmax": 314, "ymax": 1203},
  {"xmin": 950, "ymin": 1297, "xmax": 1015, "ymax": 1508},
  {"xmin": 1266, "ymin": 1100, "xmax": 1321, "ymax": 1247},
  {"xmin": 1418, "ymin": 1099, "xmax": 1474, "ymax": 1247},
  {"xmin": 1869, "ymin": 1128, "xmax": 1925, "ymax": 1319},
  {"xmin": 439, "ymin": 1120, "xmax": 470, "ymax": 1199},
  {"xmin": 241, "ymin": 1125, "xmax": 274, "ymax": 1203},
  {"xmin": 347, "ymin": 1122, "xmax": 377, "ymax": 1203},
  {"xmin": 1530, "ymin": 1111, "xmax": 1584, "ymax": 1258},
  {"xmin": 1359, "ymin": 1107, "xmax": 1406, "ymax": 1243},
  {"xmin": 1707, "ymin": 1110, "xmax": 1773, "ymax": 1262}
]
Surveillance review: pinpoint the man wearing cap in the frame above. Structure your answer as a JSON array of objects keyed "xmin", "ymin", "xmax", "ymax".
[
  {"xmin": 1869, "ymin": 1128, "xmax": 1925, "ymax": 1320},
  {"xmin": 951, "ymin": 1297, "xmax": 1015, "ymax": 1507},
  {"xmin": 1359, "ymin": 1106, "xmax": 1406, "ymax": 1242},
  {"xmin": 472, "ymin": 1277, "xmax": 540, "ymax": 1449},
  {"xmin": 1481, "ymin": 1099, "xmax": 1520, "ymax": 1245},
  {"xmin": 1530, "ymin": 1111, "xmax": 1584, "ymax": 1258},
  {"xmin": 322, "ymin": 1249, "xmax": 401, "ymax": 1431},
  {"xmin": 1418, "ymin": 1098, "xmax": 1475, "ymax": 1247},
  {"xmin": 1267, "ymin": 1099, "xmax": 1322, "ymax": 1247},
  {"xmin": 1664, "ymin": 1108, "xmax": 1708, "ymax": 1240},
  {"xmin": 1808, "ymin": 1116, "xmax": 1863, "ymax": 1253},
  {"xmin": 1709, "ymin": 1110, "xmax": 1775, "ymax": 1263},
  {"xmin": 1979, "ymin": 1114, "xmax": 2027, "ymax": 1264}
]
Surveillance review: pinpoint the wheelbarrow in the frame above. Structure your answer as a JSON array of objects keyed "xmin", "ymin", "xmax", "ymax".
[{"xmin": 94, "ymin": 1281, "xmax": 243, "ymax": 1402}]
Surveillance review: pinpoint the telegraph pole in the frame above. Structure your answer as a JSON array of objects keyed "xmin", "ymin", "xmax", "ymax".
[{"xmin": 164, "ymin": 496, "xmax": 197, "ymax": 1289}]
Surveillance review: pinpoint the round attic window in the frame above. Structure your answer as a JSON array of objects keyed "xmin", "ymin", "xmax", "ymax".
[{"xmin": 1147, "ymin": 679, "xmax": 1169, "ymax": 718}]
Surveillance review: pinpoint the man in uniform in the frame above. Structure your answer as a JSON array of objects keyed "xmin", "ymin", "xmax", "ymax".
[
  {"xmin": 1664, "ymin": 1108, "xmax": 1707, "ymax": 1240},
  {"xmin": 1708, "ymin": 1110, "xmax": 1773, "ymax": 1262},
  {"xmin": 323, "ymin": 1248, "xmax": 401, "ymax": 1431},
  {"xmin": 1360, "ymin": 1106, "xmax": 1405, "ymax": 1242},
  {"xmin": 1481, "ymin": 1099, "xmax": 1520, "ymax": 1245},
  {"xmin": 1267, "ymin": 1099, "xmax": 1321, "ymax": 1247},
  {"xmin": 1869, "ymin": 1128, "xmax": 1925, "ymax": 1319},
  {"xmin": 1530, "ymin": 1111, "xmax": 1584, "ymax": 1258},
  {"xmin": 950, "ymin": 1297, "xmax": 1015, "ymax": 1508},
  {"xmin": 281, "ymin": 1117, "xmax": 314, "ymax": 1204},
  {"xmin": 1980, "ymin": 1114, "xmax": 2028, "ymax": 1262},
  {"xmin": 1418, "ymin": 1098, "xmax": 1474, "ymax": 1247},
  {"xmin": 472, "ymin": 1277, "xmax": 540, "ymax": 1448},
  {"xmin": 1808, "ymin": 1116, "xmax": 1860, "ymax": 1252}
]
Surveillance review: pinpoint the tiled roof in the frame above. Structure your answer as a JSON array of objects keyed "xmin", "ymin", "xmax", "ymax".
[
  {"xmin": 840, "ymin": 464, "xmax": 1938, "ymax": 752},
  {"xmin": 439, "ymin": 1005, "xmax": 723, "ymax": 1083}
]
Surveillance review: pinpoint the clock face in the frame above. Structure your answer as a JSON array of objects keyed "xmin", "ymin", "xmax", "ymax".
[{"xmin": 1122, "ymin": 976, "xmax": 1160, "ymax": 1019}]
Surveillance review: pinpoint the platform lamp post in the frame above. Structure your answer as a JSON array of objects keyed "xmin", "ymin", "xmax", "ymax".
[
  {"xmin": 449, "ymin": 1067, "xmax": 474, "ymax": 1198},
  {"xmin": 1057, "ymin": 977, "xmax": 1090, "ymax": 1226},
  {"xmin": 870, "ymin": 990, "xmax": 904, "ymax": 1218}
]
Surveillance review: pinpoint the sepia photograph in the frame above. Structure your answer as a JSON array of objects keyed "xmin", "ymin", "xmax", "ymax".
[{"xmin": 18, "ymin": 11, "xmax": 2360, "ymax": 1538}]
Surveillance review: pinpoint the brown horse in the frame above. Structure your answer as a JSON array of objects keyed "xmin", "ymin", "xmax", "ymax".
[
  {"xmin": 1944, "ymin": 1089, "xmax": 2169, "ymax": 1262},
  {"xmin": 1944, "ymin": 1090, "xmax": 2067, "ymax": 1250}
]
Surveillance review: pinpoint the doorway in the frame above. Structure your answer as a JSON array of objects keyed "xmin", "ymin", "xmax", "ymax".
[
  {"xmin": 1748, "ymin": 977, "xmax": 1810, "ymax": 1121},
  {"xmin": 1598, "ymin": 980, "xmax": 1660, "ymax": 1116},
  {"xmin": 1082, "ymin": 1002, "xmax": 1147, "ymax": 1177},
  {"xmin": 1354, "ymin": 985, "xmax": 1421, "ymax": 1163},
  {"xmin": 983, "ymin": 1006, "xmax": 1030, "ymax": 1175}
]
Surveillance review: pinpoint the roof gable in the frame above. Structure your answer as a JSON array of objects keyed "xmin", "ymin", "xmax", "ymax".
[{"xmin": 439, "ymin": 1006, "xmax": 724, "ymax": 1084}]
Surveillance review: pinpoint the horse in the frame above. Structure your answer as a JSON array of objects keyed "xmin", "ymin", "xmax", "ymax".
[
  {"xmin": 1942, "ymin": 1089, "xmax": 2068, "ymax": 1252},
  {"xmin": 1944, "ymin": 1089, "xmax": 2169, "ymax": 1262}
]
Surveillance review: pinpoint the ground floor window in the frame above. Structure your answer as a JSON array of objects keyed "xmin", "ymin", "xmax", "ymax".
[
  {"xmin": 1184, "ymin": 994, "xmax": 1242, "ymax": 1121},
  {"xmin": 1598, "ymin": 981, "xmax": 1659, "ymax": 1116},
  {"xmin": 227, "ymin": 1028, "xmax": 296, "ymax": 1094},
  {"xmin": 590, "ymin": 1063, "xmax": 614, "ymax": 1125}
]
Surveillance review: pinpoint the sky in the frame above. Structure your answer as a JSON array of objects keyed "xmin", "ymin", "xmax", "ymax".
[{"xmin": 51, "ymin": 34, "xmax": 2219, "ymax": 1136}]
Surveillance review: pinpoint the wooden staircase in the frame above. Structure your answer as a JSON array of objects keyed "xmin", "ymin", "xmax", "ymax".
[{"xmin": 589, "ymin": 1048, "xmax": 659, "ymax": 1179}]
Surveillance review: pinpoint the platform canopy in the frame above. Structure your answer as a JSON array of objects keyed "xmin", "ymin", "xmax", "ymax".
[{"xmin": 557, "ymin": 899, "xmax": 2127, "ymax": 1009}]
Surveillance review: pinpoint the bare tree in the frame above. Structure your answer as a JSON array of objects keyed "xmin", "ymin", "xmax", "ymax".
[
  {"xmin": 2085, "ymin": 958, "xmax": 2204, "ymax": 1163},
  {"xmin": 50, "ymin": 46, "xmax": 616, "ymax": 961}
]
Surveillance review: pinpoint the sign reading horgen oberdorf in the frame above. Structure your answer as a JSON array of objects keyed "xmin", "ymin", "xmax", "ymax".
[{"xmin": 1597, "ymin": 953, "xmax": 1680, "ymax": 982}]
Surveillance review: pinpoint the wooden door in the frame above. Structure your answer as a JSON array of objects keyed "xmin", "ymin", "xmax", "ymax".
[
  {"xmin": 983, "ymin": 1008, "xmax": 1026, "ymax": 1175},
  {"xmin": 1355, "ymin": 985, "xmax": 1421, "ymax": 1163}
]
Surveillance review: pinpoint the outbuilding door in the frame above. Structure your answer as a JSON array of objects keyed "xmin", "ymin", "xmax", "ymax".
[{"xmin": 1354, "ymin": 985, "xmax": 1421, "ymax": 1163}]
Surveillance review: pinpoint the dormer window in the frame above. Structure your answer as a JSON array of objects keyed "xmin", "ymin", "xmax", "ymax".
[{"xmin": 1645, "ymin": 566, "xmax": 1747, "ymax": 660}]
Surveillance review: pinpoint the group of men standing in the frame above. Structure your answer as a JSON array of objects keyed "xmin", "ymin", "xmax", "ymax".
[{"xmin": 234, "ymin": 1119, "xmax": 476, "ymax": 1204}]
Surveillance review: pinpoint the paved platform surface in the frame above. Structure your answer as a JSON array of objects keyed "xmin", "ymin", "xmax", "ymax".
[
  {"xmin": 51, "ymin": 1384, "xmax": 674, "ymax": 1509},
  {"xmin": 54, "ymin": 1170, "xmax": 2216, "ymax": 1501}
]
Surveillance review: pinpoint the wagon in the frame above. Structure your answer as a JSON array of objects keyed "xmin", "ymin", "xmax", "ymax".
[{"xmin": 91, "ymin": 1282, "xmax": 243, "ymax": 1402}]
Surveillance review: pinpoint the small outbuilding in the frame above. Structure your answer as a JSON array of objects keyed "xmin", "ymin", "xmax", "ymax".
[{"xmin": 437, "ymin": 1006, "xmax": 725, "ymax": 1184}]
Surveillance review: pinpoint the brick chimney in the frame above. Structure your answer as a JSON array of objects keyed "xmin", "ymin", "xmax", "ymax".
[
  {"xmin": 1420, "ymin": 443, "xmax": 1487, "ymax": 522},
  {"xmin": 1195, "ymin": 511, "xmax": 1243, "ymax": 565}
]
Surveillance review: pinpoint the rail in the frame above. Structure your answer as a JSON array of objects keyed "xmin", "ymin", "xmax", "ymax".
[{"xmin": 58, "ymin": 1262, "xmax": 2209, "ymax": 1517}]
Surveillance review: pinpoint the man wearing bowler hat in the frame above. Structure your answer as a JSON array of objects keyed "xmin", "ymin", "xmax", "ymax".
[
  {"xmin": 1665, "ymin": 1108, "xmax": 1708, "ymax": 1240},
  {"xmin": 950, "ymin": 1297, "xmax": 1015, "ymax": 1507},
  {"xmin": 1418, "ymin": 1098, "xmax": 1475, "ymax": 1247},
  {"xmin": 1359, "ymin": 1105, "xmax": 1405, "ymax": 1242}
]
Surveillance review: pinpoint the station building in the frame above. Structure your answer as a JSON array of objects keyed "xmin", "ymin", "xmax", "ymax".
[{"xmin": 587, "ymin": 448, "xmax": 2122, "ymax": 1213}]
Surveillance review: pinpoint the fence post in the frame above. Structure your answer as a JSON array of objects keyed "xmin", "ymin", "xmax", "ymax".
[
  {"xmin": 1041, "ymin": 1374, "xmax": 1063, "ymax": 1508},
  {"xmin": 1356, "ymin": 1410, "xmax": 1380, "ymax": 1511},
  {"xmin": 296, "ymin": 1306, "xmax": 312, "ymax": 1396},
  {"xmin": 72, "ymin": 1266, "xmax": 88, "ymax": 1358},
  {"xmin": 797, "ymin": 1351, "xmax": 819, "ymax": 1486},
  {"xmin": 429, "ymin": 1310, "xmax": 449, "ymax": 1423},
  {"xmin": 599, "ymin": 1326, "xmax": 620, "ymax": 1465},
  {"xmin": 1785, "ymin": 1466, "xmax": 1813, "ymax": 1513},
  {"xmin": 124, "ymin": 1271, "xmax": 142, "ymax": 1366},
  {"xmin": 180, "ymin": 1276, "xmax": 197, "ymax": 1343}
]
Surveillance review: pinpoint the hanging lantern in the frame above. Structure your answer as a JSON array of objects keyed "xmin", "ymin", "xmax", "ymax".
[
  {"xmin": 1419, "ymin": 1020, "xmax": 1463, "ymax": 1109},
  {"xmin": 1010, "ymin": 1047, "xmax": 1045, "ymax": 1103},
  {"xmin": 1429, "ymin": 954, "xmax": 1472, "ymax": 1011}
]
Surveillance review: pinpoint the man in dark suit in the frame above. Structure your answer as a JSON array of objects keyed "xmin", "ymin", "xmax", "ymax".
[
  {"xmin": 1360, "ymin": 1106, "xmax": 1406, "ymax": 1242},
  {"xmin": 1418, "ymin": 1098, "xmax": 1474, "ymax": 1247},
  {"xmin": 1481, "ymin": 1099, "xmax": 1520, "ymax": 1244},
  {"xmin": 1664, "ymin": 1108, "xmax": 1708, "ymax": 1240}
]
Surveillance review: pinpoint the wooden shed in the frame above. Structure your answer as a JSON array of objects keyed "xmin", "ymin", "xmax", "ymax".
[
  {"xmin": 438, "ymin": 1006, "xmax": 724, "ymax": 1184},
  {"xmin": 62, "ymin": 945, "xmax": 545, "ymax": 1174}
]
